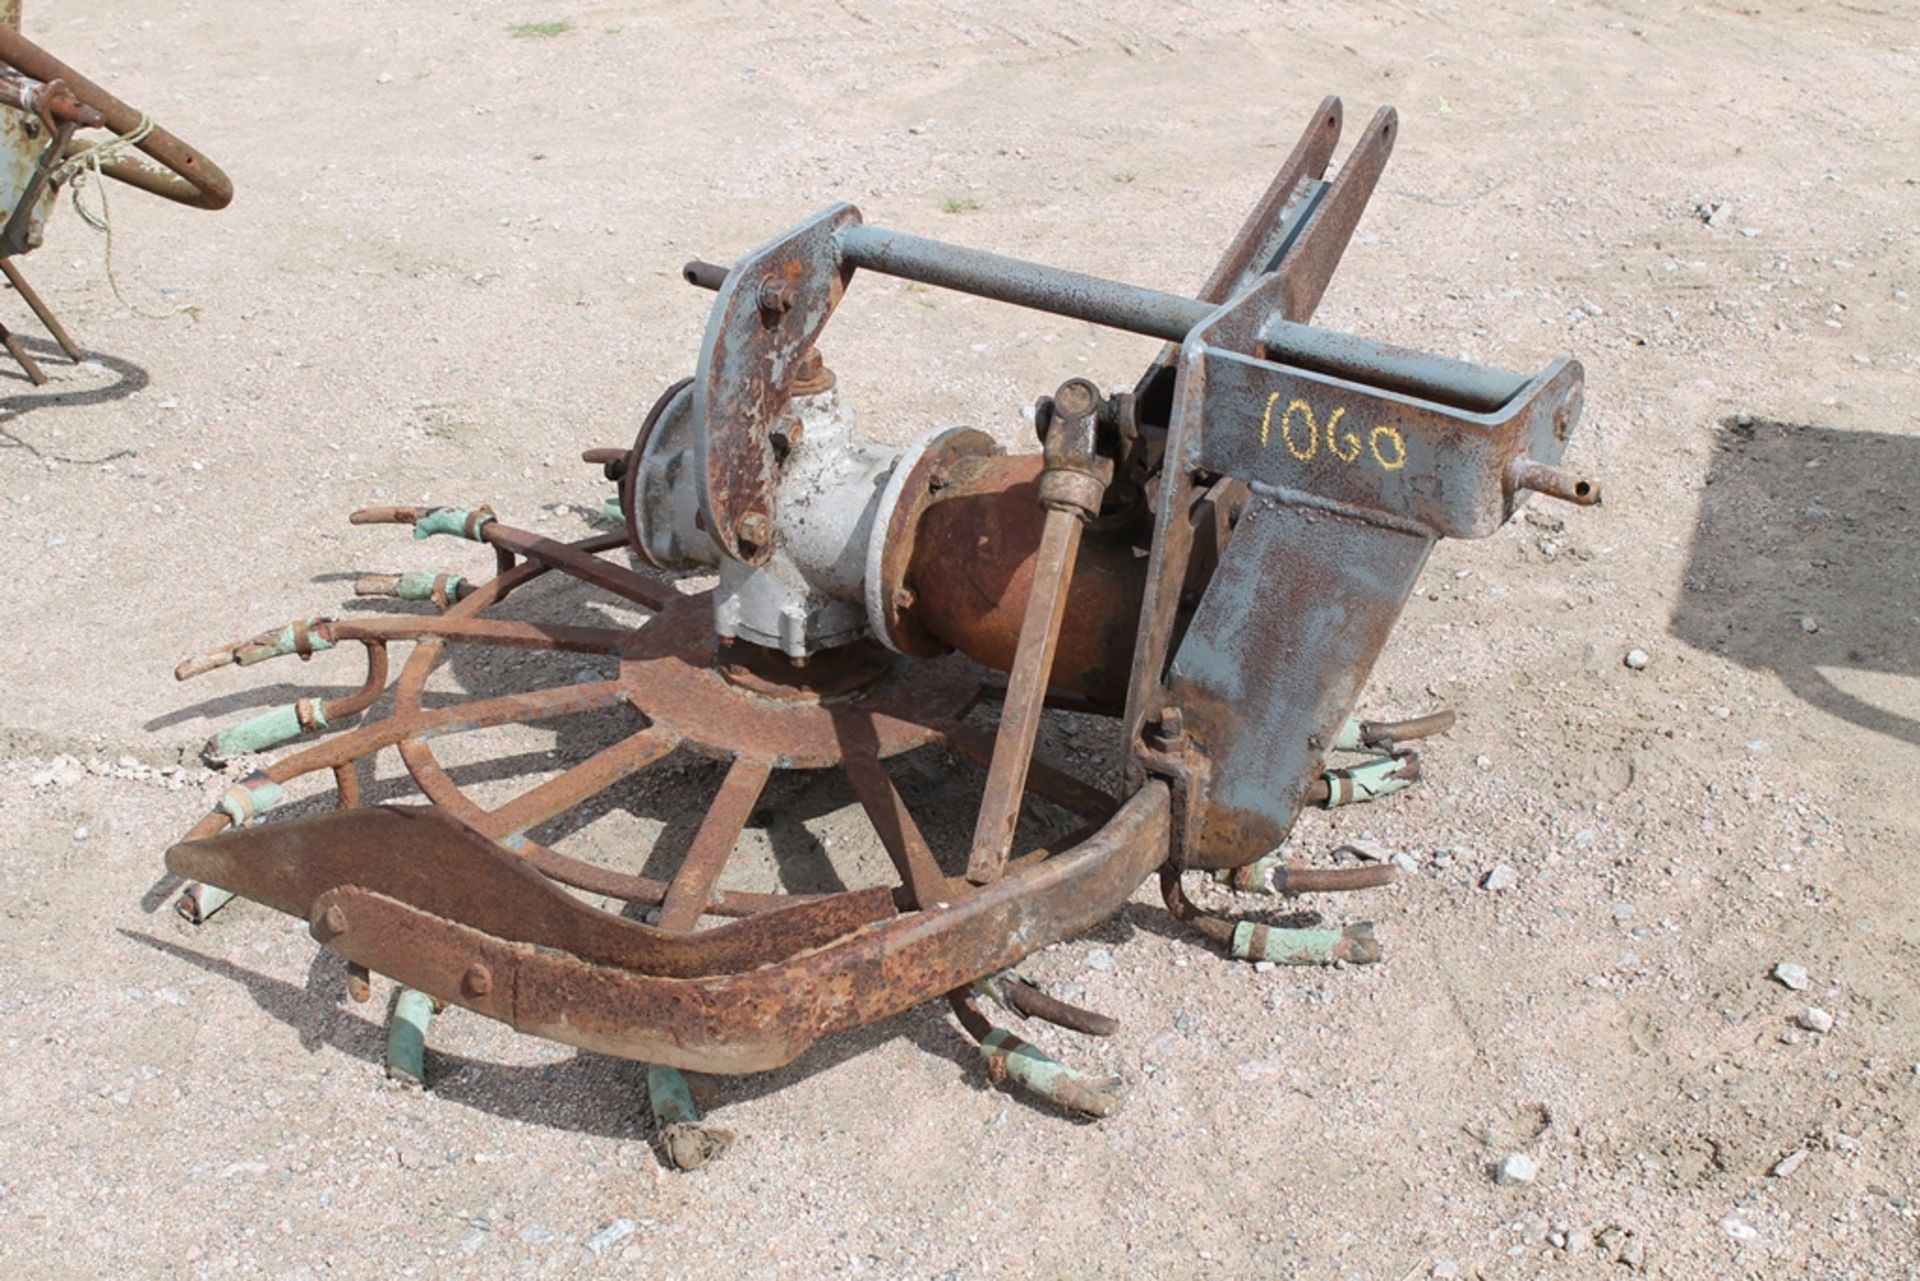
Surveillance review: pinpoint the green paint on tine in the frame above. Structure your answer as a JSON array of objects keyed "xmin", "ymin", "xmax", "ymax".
[
  {"xmin": 647, "ymin": 1064, "xmax": 734, "ymax": 1170},
  {"xmin": 411, "ymin": 506, "xmax": 495, "ymax": 541},
  {"xmin": 646, "ymin": 1064, "xmax": 700, "ymax": 1129},
  {"xmin": 1320, "ymin": 753, "xmax": 1415, "ymax": 807},
  {"xmin": 392, "ymin": 570, "xmax": 468, "ymax": 602},
  {"xmin": 387, "ymin": 989, "xmax": 435, "ymax": 1086},
  {"xmin": 1230, "ymin": 920, "xmax": 1380, "ymax": 965},
  {"xmin": 215, "ymin": 776, "xmax": 284, "ymax": 825},
  {"xmin": 236, "ymin": 620, "xmax": 334, "ymax": 667},
  {"xmin": 208, "ymin": 701, "xmax": 325, "ymax": 759},
  {"xmin": 979, "ymin": 1027, "xmax": 1121, "ymax": 1118}
]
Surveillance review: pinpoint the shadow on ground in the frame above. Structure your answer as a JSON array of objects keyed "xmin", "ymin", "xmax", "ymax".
[
  {"xmin": 0, "ymin": 337, "xmax": 149, "ymax": 463},
  {"xmin": 1670, "ymin": 416, "xmax": 1918, "ymax": 746}
]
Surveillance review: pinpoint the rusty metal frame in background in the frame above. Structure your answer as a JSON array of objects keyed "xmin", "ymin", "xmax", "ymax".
[{"xmin": 0, "ymin": 18, "xmax": 232, "ymax": 382}]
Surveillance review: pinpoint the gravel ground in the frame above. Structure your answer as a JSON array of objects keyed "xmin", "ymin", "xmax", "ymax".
[{"xmin": 0, "ymin": 1, "xmax": 1914, "ymax": 1278}]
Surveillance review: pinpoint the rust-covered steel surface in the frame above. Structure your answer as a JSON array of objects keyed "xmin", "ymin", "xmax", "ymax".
[
  {"xmin": 162, "ymin": 96, "xmax": 1596, "ymax": 1125},
  {"xmin": 0, "ymin": 26, "xmax": 232, "ymax": 211}
]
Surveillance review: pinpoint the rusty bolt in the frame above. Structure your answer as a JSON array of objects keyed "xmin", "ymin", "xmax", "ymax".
[
  {"xmin": 757, "ymin": 280, "xmax": 793, "ymax": 321},
  {"xmin": 319, "ymin": 903, "xmax": 349, "ymax": 938},
  {"xmin": 735, "ymin": 511, "xmax": 773, "ymax": 551},
  {"xmin": 1149, "ymin": 705, "xmax": 1184, "ymax": 743},
  {"xmin": 891, "ymin": 585, "xmax": 917, "ymax": 612},
  {"xmin": 345, "ymin": 962, "xmax": 371, "ymax": 1004},
  {"xmin": 463, "ymin": 963, "xmax": 493, "ymax": 998}
]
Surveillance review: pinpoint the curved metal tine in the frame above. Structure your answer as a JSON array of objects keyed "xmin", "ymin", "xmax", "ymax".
[
  {"xmin": 842, "ymin": 749, "xmax": 952, "ymax": 910},
  {"xmin": 656, "ymin": 756, "xmax": 773, "ymax": 931},
  {"xmin": 475, "ymin": 724, "xmax": 679, "ymax": 844}
]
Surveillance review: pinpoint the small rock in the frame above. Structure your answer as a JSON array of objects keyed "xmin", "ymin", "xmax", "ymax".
[
  {"xmin": 1797, "ymin": 1006, "xmax": 1834, "ymax": 1033},
  {"xmin": 71, "ymin": 825, "xmax": 89, "ymax": 842},
  {"xmin": 586, "ymin": 1219, "xmax": 634, "ymax": 1254},
  {"xmin": 1772, "ymin": 961, "xmax": 1810, "ymax": 991},
  {"xmin": 1623, "ymin": 648, "xmax": 1650, "ymax": 670},
  {"xmin": 1344, "ymin": 840, "xmax": 1390, "ymax": 862},
  {"xmin": 517, "ymin": 1225, "xmax": 557, "ymax": 1245},
  {"xmin": 1391, "ymin": 850, "xmax": 1420, "ymax": 874},
  {"xmin": 376, "ymin": 71, "xmax": 394, "ymax": 84},
  {"xmin": 1799, "ymin": 615, "xmax": 1819, "ymax": 634},
  {"xmin": 1494, "ymin": 1152, "xmax": 1537, "ymax": 1186},
  {"xmin": 1771, "ymin": 1148, "xmax": 1808, "ymax": 1178},
  {"xmin": 1482, "ymin": 863, "xmax": 1519, "ymax": 892},
  {"xmin": 1084, "ymin": 947, "xmax": 1113, "ymax": 972}
]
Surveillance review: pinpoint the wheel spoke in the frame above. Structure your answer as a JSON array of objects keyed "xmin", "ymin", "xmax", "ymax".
[
  {"xmin": 843, "ymin": 750, "xmax": 955, "ymax": 909},
  {"xmin": 482, "ymin": 523, "xmax": 671, "ymax": 611},
  {"xmin": 658, "ymin": 756, "xmax": 773, "ymax": 931},
  {"xmin": 476, "ymin": 725, "xmax": 678, "ymax": 842}
]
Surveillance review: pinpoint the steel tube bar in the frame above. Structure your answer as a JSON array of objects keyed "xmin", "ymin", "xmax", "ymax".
[
  {"xmin": 836, "ymin": 223, "xmax": 1213, "ymax": 342},
  {"xmin": 1259, "ymin": 316, "xmax": 1528, "ymax": 413}
]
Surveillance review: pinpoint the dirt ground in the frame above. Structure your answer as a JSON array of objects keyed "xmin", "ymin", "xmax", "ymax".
[{"xmin": 0, "ymin": 0, "xmax": 1914, "ymax": 1277}]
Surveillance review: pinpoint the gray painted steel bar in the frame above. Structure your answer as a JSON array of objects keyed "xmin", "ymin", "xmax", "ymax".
[
  {"xmin": 1258, "ymin": 317, "xmax": 1528, "ymax": 413},
  {"xmin": 836, "ymin": 224, "xmax": 1214, "ymax": 343}
]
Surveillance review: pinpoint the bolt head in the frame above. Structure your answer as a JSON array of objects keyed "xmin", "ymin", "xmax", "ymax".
[
  {"xmin": 463, "ymin": 963, "xmax": 493, "ymax": 997},
  {"xmin": 735, "ymin": 511, "xmax": 773, "ymax": 549},
  {"xmin": 320, "ymin": 904, "xmax": 349, "ymax": 937}
]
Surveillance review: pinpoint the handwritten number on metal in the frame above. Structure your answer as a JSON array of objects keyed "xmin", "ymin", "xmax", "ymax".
[{"xmin": 1260, "ymin": 392, "xmax": 1407, "ymax": 473}]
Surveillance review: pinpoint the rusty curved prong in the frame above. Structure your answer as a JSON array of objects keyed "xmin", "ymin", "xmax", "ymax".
[
  {"xmin": 986, "ymin": 975, "xmax": 1118, "ymax": 1038},
  {"xmin": 1160, "ymin": 867, "xmax": 1380, "ymax": 966},
  {"xmin": 949, "ymin": 987, "xmax": 1121, "ymax": 1118},
  {"xmin": 0, "ymin": 27, "xmax": 233, "ymax": 210}
]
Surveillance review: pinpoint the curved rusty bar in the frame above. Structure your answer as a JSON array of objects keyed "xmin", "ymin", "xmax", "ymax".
[
  {"xmin": 0, "ymin": 27, "xmax": 232, "ymax": 210},
  {"xmin": 274, "ymin": 780, "xmax": 1170, "ymax": 1074}
]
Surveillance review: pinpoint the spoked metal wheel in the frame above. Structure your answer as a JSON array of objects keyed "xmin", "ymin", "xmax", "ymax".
[{"xmin": 167, "ymin": 507, "xmax": 1152, "ymax": 1110}]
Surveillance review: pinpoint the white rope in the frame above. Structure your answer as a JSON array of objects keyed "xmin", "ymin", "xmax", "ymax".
[{"xmin": 48, "ymin": 113, "xmax": 198, "ymax": 321}]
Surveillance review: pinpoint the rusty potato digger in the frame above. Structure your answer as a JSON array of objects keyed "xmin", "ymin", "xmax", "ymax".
[{"xmin": 164, "ymin": 98, "xmax": 1597, "ymax": 1165}]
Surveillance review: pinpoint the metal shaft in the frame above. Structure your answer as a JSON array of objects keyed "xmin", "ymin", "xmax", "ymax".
[
  {"xmin": 1259, "ymin": 317, "xmax": 1528, "ymax": 413},
  {"xmin": 836, "ymin": 223, "xmax": 1213, "ymax": 343}
]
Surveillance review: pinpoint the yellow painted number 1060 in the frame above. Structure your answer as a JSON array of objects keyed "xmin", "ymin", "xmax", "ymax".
[{"xmin": 1260, "ymin": 392, "xmax": 1407, "ymax": 472}]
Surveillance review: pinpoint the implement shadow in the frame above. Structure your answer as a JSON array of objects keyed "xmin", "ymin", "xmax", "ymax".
[
  {"xmin": 1669, "ymin": 417, "xmax": 1917, "ymax": 746},
  {"xmin": 0, "ymin": 339, "xmax": 148, "ymax": 462}
]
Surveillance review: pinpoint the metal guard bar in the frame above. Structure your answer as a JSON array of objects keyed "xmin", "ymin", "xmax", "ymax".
[{"xmin": 170, "ymin": 780, "xmax": 1171, "ymax": 1075}]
